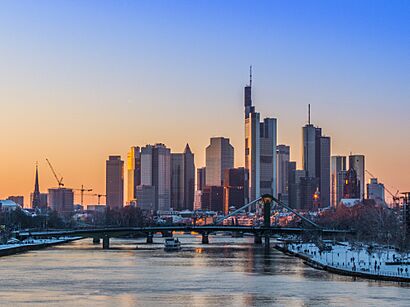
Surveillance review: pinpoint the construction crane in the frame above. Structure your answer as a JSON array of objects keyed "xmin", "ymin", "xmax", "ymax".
[
  {"xmin": 365, "ymin": 169, "xmax": 400, "ymax": 205},
  {"xmin": 74, "ymin": 185, "xmax": 93, "ymax": 207},
  {"xmin": 46, "ymin": 158, "xmax": 64, "ymax": 187},
  {"xmin": 94, "ymin": 194, "xmax": 106, "ymax": 205}
]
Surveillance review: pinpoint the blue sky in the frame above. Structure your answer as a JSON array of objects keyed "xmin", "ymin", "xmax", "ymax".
[{"xmin": 0, "ymin": 0, "xmax": 409, "ymax": 202}]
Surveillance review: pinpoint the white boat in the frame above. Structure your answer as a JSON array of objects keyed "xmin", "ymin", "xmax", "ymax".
[{"xmin": 164, "ymin": 238, "xmax": 181, "ymax": 251}]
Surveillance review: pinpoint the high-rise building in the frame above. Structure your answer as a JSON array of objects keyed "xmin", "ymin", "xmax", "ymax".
[
  {"xmin": 367, "ymin": 178, "xmax": 385, "ymax": 206},
  {"xmin": 32, "ymin": 164, "xmax": 41, "ymax": 209},
  {"xmin": 223, "ymin": 167, "xmax": 249, "ymax": 214},
  {"xmin": 277, "ymin": 145, "xmax": 290, "ymax": 201},
  {"xmin": 318, "ymin": 136, "xmax": 331, "ymax": 207},
  {"xmin": 141, "ymin": 144, "xmax": 171, "ymax": 212},
  {"xmin": 127, "ymin": 146, "xmax": 141, "ymax": 204},
  {"xmin": 135, "ymin": 185, "xmax": 156, "ymax": 211},
  {"xmin": 331, "ymin": 156, "xmax": 347, "ymax": 207},
  {"xmin": 197, "ymin": 167, "xmax": 206, "ymax": 191},
  {"xmin": 205, "ymin": 137, "xmax": 234, "ymax": 187},
  {"xmin": 48, "ymin": 188, "xmax": 74, "ymax": 217},
  {"xmin": 244, "ymin": 68, "xmax": 277, "ymax": 201},
  {"xmin": 171, "ymin": 144, "xmax": 195, "ymax": 211},
  {"xmin": 349, "ymin": 154, "xmax": 365, "ymax": 199},
  {"xmin": 300, "ymin": 176, "xmax": 320, "ymax": 210},
  {"xmin": 301, "ymin": 106, "xmax": 331, "ymax": 208},
  {"xmin": 106, "ymin": 155, "xmax": 124, "ymax": 209},
  {"xmin": 260, "ymin": 118, "xmax": 277, "ymax": 197},
  {"xmin": 343, "ymin": 167, "xmax": 360, "ymax": 199},
  {"xmin": 288, "ymin": 167, "xmax": 306, "ymax": 210}
]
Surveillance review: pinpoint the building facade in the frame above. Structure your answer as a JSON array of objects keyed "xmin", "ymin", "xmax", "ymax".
[
  {"xmin": 205, "ymin": 137, "xmax": 234, "ymax": 187},
  {"xmin": 223, "ymin": 167, "xmax": 249, "ymax": 214},
  {"xmin": 349, "ymin": 154, "xmax": 365, "ymax": 199},
  {"xmin": 48, "ymin": 188, "xmax": 74, "ymax": 217},
  {"xmin": 127, "ymin": 146, "xmax": 141, "ymax": 204},
  {"xmin": 331, "ymin": 156, "xmax": 347, "ymax": 207},
  {"xmin": 277, "ymin": 145, "xmax": 290, "ymax": 202},
  {"xmin": 367, "ymin": 178, "xmax": 385, "ymax": 206},
  {"xmin": 106, "ymin": 155, "xmax": 124, "ymax": 209}
]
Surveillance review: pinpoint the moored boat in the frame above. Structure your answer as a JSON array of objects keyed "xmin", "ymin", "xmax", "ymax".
[{"xmin": 164, "ymin": 238, "xmax": 181, "ymax": 251}]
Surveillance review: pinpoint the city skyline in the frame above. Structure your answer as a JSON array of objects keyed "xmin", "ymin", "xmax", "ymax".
[{"xmin": 0, "ymin": 1, "xmax": 409, "ymax": 205}]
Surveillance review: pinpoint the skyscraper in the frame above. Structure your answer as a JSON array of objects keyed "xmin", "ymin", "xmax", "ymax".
[
  {"xmin": 127, "ymin": 146, "xmax": 141, "ymax": 204},
  {"xmin": 205, "ymin": 137, "xmax": 234, "ymax": 187},
  {"xmin": 367, "ymin": 178, "xmax": 385, "ymax": 206},
  {"xmin": 349, "ymin": 154, "xmax": 365, "ymax": 199},
  {"xmin": 106, "ymin": 155, "xmax": 124, "ymax": 209},
  {"xmin": 223, "ymin": 167, "xmax": 249, "ymax": 214},
  {"xmin": 331, "ymin": 156, "xmax": 347, "ymax": 207},
  {"xmin": 244, "ymin": 67, "xmax": 277, "ymax": 201},
  {"xmin": 48, "ymin": 188, "xmax": 74, "ymax": 217},
  {"xmin": 302, "ymin": 106, "xmax": 331, "ymax": 208},
  {"xmin": 197, "ymin": 167, "xmax": 206, "ymax": 191},
  {"xmin": 141, "ymin": 144, "xmax": 171, "ymax": 212},
  {"xmin": 32, "ymin": 164, "xmax": 41, "ymax": 209},
  {"xmin": 343, "ymin": 167, "xmax": 360, "ymax": 199},
  {"xmin": 171, "ymin": 144, "xmax": 195, "ymax": 211},
  {"xmin": 277, "ymin": 145, "xmax": 290, "ymax": 201}
]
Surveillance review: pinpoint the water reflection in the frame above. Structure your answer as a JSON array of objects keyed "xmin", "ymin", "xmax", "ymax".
[{"xmin": 0, "ymin": 235, "xmax": 409, "ymax": 306}]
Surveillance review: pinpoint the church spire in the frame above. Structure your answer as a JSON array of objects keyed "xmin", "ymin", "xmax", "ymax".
[{"xmin": 32, "ymin": 163, "xmax": 41, "ymax": 208}]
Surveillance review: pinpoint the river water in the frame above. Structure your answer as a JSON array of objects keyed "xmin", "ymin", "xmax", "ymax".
[{"xmin": 0, "ymin": 234, "xmax": 409, "ymax": 306}]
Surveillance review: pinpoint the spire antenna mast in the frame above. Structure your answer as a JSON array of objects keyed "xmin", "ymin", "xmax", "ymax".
[
  {"xmin": 308, "ymin": 104, "xmax": 311, "ymax": 125},
  {"xmin": 249, "ymin": 65, "xmax": 252, "ymax": 87}
]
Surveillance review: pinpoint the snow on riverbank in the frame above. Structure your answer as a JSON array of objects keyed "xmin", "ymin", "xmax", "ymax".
[
  {"xmin": 287, "ymin": 242, "xmax": 410, "ymax": 279},
  {"xmin": 0, "ymin": 237, "xmax": 80, "ymax": 251}
]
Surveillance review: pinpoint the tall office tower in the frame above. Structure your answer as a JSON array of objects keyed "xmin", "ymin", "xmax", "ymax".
[
  {"xmin": 106, "ymin": 155, "xmax": 124, "ymax": 209},
  {"xmin": 244, "ymin": 68, "xmax": 277, "ymax": 201},
  {"xmin": 48, "ymin": 188, "xmax": 74, "ymax": 217},
  {"xmin": 223, "ymin": 167, "xmax": 249, "ymax": 214},
  {"xmin": 367, "ymin": 178, "xmax": 385, "ymax": 206},
  {"xmin": 205, "ymin": 137, "xmax": 234, "ymax": 187},
  {"xmin": 127, "ymin": 146, "xmax": 141, "ymax": 204},
  {"xmin": 197, "ymin": 167, "xmax": 206, "ymax": 191},
  {"xmin": 141, "ymin": 144, "xmax": 171, "ymax": 212},
  {"xmin": 302, "ymin": 106, "xmax": 331, "ymax": 208},
  {"xmin": 318, "ymin": 136, "xmax": 331, "ymax": 207},
  {"xmin": 171, "ymin": 144, "xmax": 195, "ymax": 211},
  {"xmin": 343, "ymin": 167, "xmax": 360, "ymax": 199},
  {"xmin": 32, "ymin": 164, "xmax": 41, "ymax": 209},
  {"xmin": 331, "ymin": 156, "xmax": 347, "ymax": 207},
  {"xmin": 288, "ymin": 166, "xmax": 306, "ymax": 209},
  {"xmin": 277, "ymin": 145, "xmax": 290, "ymax": 201},
  {"xmin": 349, "ymin": 155, "xmax": 365, "ymax": 199},
  {"xmin": 260, "ymin": 118, "xmax": 278, "ymax": 197},
  {"xmin": 135, "ymin": 185, "xmax": 156, "ymax": 211}
]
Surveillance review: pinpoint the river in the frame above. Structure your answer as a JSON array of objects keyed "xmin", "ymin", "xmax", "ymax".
[{"xmin": 0, "ymin": 234, "xmax": 409, "ymax": 306}]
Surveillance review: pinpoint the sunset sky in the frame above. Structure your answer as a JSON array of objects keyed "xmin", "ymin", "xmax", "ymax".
[{"xmin": 0, "ymin": 0, "xmax": 409, "ymax": 205}]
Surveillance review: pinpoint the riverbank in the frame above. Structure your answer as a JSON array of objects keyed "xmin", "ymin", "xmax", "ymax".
[
  {"xmin": 0, "ymin": 237, "xmax": 82, "ymax": 257},
  {"xmin": 275, "ymin": 241, "xmax": 410, "ymax": 283}
]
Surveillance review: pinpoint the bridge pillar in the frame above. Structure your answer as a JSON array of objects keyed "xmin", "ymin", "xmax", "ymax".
[
  {"xmin": 102, "ymin": 235, "xmax": 110, "ymax": 249},
  {"xmin": 254, "ymin": 233, "xmax": 262, "ymax": 244},
  {"xmin": 92, "ymin": 237, "xmax": 100, "ymax": 244},
  {"xmin": 202, "ymin": 233, "xmax": 209, "ymax": 244},
  {"xmin": 146, "ymin": 232, "xmax": 153, "ymax": 244}
]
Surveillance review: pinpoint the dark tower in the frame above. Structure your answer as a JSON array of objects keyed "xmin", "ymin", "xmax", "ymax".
[
  {"xmin": 244, "ymin": 65, "xmax": 254, "ymax": 119},
  {"xmin": 32, "ymin": 164, "xmax": 41, "ymax": 208}
]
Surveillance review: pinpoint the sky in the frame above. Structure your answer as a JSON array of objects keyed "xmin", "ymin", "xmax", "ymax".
[{"xmin": 0, "ymin": 0, "xmax": 409, "ymax": 205}]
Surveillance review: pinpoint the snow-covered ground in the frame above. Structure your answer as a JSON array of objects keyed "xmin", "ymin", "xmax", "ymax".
[
  {"xmin": 287, "ymin": 242, "xmax": 410, "ymax": 278},
  {"xmin": 0, "ymin": 237, "xmax": 78, "ymax": 250}
]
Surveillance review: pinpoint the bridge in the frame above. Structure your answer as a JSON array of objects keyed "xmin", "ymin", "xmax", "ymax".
[{"xmin": 16, "ymin": 195, "xmax": 353, "ymax": 249}]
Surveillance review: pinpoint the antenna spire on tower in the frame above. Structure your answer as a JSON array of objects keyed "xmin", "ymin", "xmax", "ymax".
[
  {"xmin": 308, "ymin": 104, "xmax": 311, "ymax": 125},
  {"xmin": 249, "ymin": 65, "xmax": 252, "ymax": 87}
]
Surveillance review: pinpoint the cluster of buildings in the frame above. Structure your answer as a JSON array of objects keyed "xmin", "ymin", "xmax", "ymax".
[{"xmin": 2, "ymin": 69, "xmax": 388, "ymax": 218}]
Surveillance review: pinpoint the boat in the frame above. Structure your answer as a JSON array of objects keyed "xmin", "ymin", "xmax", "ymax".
[{"xmin": 164, "ymin": 238, "xmax": 181, "ymax": 251}]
